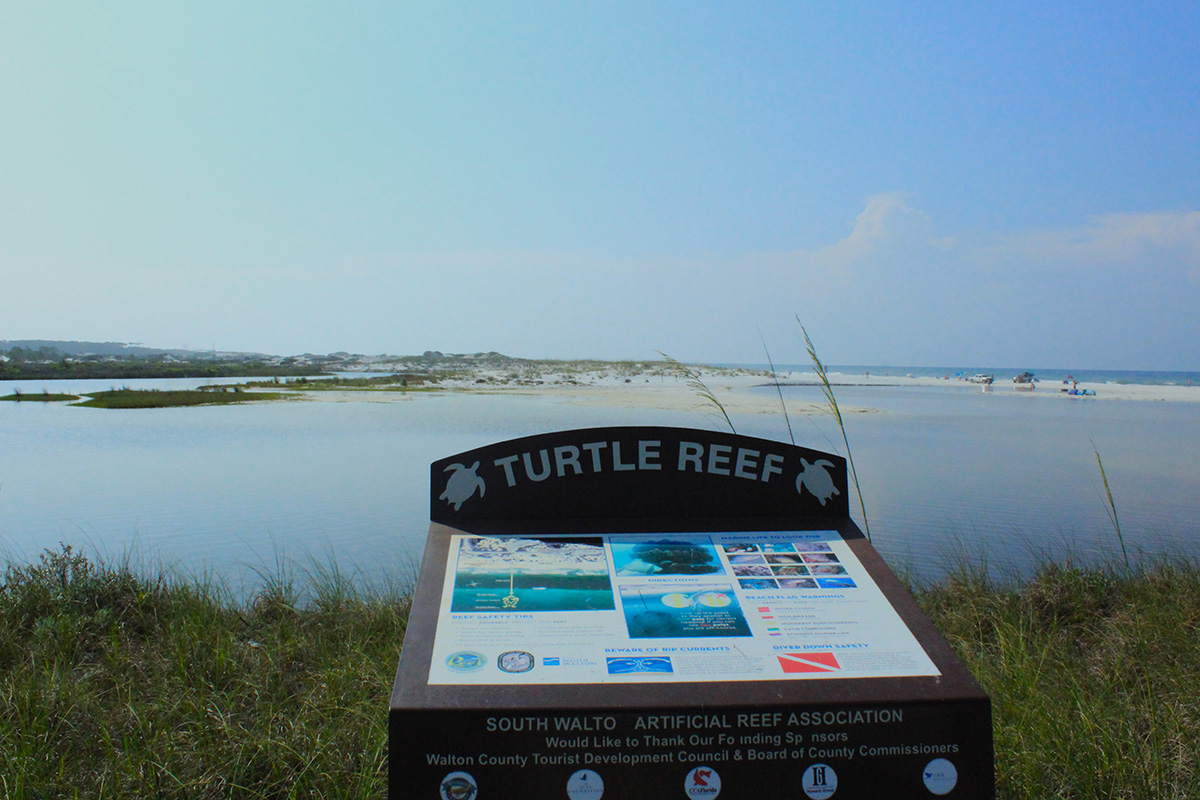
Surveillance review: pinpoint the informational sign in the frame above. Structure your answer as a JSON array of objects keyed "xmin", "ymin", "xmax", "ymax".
[
  {"xmin": 428, "ymin": 530, "xmax": 939, "ymax": 685},
  {"xmin": 391, "ymin": 427, "xmax": 994, "ymax": 798}
]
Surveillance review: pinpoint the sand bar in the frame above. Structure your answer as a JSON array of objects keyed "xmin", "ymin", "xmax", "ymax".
[{"xmin": 339, "ymin": 366, "xmax": 1200, "ymax": 414}]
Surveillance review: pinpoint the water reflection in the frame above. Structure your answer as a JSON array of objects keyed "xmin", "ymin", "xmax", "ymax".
[{"xmin": 1, "ymin": 378, "xmax": 1196, "ymax": 593}]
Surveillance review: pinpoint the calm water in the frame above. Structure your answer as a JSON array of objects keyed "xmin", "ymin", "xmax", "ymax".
[
  {"xmin": 1, "ymin": 377, "xmax": 1197, "ymax": 591},
  {"xmin": 751, "ymin": 383, "xmax": 1200, "ymax": 580},
  {"xmin": 0, "ymin": 380, "xmax": 686, "ymax": 593},
  {"xmin": 758, "ymin": 364, "xmax": 1200, "ymax": 387}
]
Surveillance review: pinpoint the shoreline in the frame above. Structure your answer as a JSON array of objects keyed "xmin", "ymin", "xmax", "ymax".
[
  {"xmin": 405, "ymin": 367, "xmax": 1200, "ymax": 412},
  {"xmin": 6, "ymin": 362, "xmax": 1196, "ymax": 411}
]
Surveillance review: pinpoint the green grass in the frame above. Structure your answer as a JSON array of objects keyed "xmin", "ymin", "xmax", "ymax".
[
  {"xmin": 3, "ymin": 546, "xmax": 1197, "ymax": 798},
  {"xmin": 0, "ymin": 392, "xmax": 81, "ymax": 402},
  {"xmin": 75, "ymin": 389, "xmax": 288, "ymax": 409},
  {"xmin": 657, "ymin": 352, "xmax": 738, "ymax": 433},
  {"xmin": 0, "ymin": 546, "xmax": 410, "ymax": 799},
  {"xmin": 243, "ymin": 375, "xmax": 433, "ymax": 391},
  {"xmin": 917, "ymin": 560, "xmax": 1200, "ymax": 799},
  {"xmin": 0, "ymin": 360, "xmax": 318, "ymax": 382},
  {"xmin": 798, "ymin": 320, "xmax": 871, "ymax": 540}
]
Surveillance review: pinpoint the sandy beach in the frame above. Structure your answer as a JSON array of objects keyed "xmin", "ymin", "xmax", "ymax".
[{"xmin": 419, "ymin": 366, "xmax": 1200, "ymax": 413}]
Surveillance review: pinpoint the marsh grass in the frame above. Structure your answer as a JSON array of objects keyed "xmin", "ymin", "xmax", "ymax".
[
  {"xmin": 797, "ymin": 320, "xmax": 870, "ymax": 540},
  {"xmin": 243, "ymin": 375, "xmax": 432, "ymax": 391},
  {"xmin": 0, "ymin": 545, "xmax": 410, "ymax": 799},
  {"xmin": 758, "ymin": 331, "xmax": 795, "ymax": 445},
  {"xmin": 1092, "ymin": 443, "xmax": 1167, "ymax": 794},
  {"xmin": 5, "ymin": 545, "xmax": 1197, "ymax": 798},
  {"xmin": 75, "ymin": 389, "xmax": 288, "ymax": 409},
  {"xmin": 0, "ymin": 391, "xmax": 81, "ymax": 402},
  {"xmin": 917, "ymin": 559, "xmax": 1200, "ymax": 799},
  {"xmin": 657, "ymin": 352, "xmax": 736, "ymax": 433}
]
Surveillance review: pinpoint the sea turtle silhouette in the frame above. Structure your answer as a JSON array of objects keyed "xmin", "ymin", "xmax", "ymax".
[
  {"xmin": 440, "ymin": 461, "xmax": 485, "ymax": 511},
  {"xmin": 795, "ymin": 458, "xmax": 840, "ymax": 505}
]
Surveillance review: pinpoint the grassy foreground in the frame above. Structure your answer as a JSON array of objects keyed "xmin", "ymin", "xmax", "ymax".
[
  {"xmin": 2, "ymin": 548, "xmax": 1198, "ymax": 798},
  {"xmin": 0, "ymin": 547, "xmax": 409, "ymax": 799},
  {"xmin": 916, "ymin": 561, "xmax": 1200, "ymax": 799}
]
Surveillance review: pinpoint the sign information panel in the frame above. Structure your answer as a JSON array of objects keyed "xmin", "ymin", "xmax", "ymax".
[{"xmin": 429, "ymin": 530, "xmax": 939, "ymax": 685}]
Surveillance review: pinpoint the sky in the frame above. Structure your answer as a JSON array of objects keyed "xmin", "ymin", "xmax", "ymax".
[{"xmin": 2, "ymin": 2, "xmax": 1198, "ymax": 370}]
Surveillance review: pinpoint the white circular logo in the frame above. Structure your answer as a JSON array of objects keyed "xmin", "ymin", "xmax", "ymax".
[
  {"xmin": 497, "ymin": 650, "xmax": 535, "ymax": 673},
  {"xmin": 922, "ymin": 758, "xmax": 958, "ymax": 795},
  {"xmin": 567, "ymin": 769, "xmax": 605, "ymax": 800},
  {"xmin": 439, "ymin": 771, "xmax": 478, "ymax": 800},
  {"xmin": 801, "ymin": 763, "xmax": 838, "ymax": 798},
  {"xmin": 684, "ymin": 766, "xmax": 721, "ymax": 797}
]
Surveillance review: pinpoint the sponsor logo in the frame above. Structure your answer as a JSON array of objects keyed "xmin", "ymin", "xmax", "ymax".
[
  {"xmin": 444, "ymin": 652, "xmax": 487, "ymax": 673},
  {"xmin": 497, "ymin": 650, "xmax": 535, "ymax": 673},
  {"xmin": 439, "ymin": 771, "xmax": 478, "ymax": 800},
  {"xmin": 802, "ymin": 763, "xmax": 837, "ymax": 798},
  {"xmin": 606, "ymin": 656, "xmax": 673, "ymax": 674},
  {"xmin": 778, "ymin": 652, "xmax": 841, "ymax": 673},
  {"xmin": 684, "ymin": 766, "xmax": 721, "ymax": 797},
  {"xmin": 922, "ymin": 758, "xmax": 958, "ymax": 795},
  {"xmin": 543, "ymin": 656, "xmax": 561, "ymax": 666},
  {"xmin": 566, "ymin": 769, "xmax": 605, "ymax": 800}
]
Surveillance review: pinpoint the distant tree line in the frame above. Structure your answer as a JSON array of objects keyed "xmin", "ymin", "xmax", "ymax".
[{"xmin": 1, "ymin": 345, "xmax": 65, "ymax": 363}]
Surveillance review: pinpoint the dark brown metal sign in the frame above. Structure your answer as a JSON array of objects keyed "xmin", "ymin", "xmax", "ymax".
[{"xmin": 392, "ymin": 427, "xmax": 994, "ymax": 798}]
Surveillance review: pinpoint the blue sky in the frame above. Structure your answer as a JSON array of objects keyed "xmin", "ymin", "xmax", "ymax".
[{"xmin": 3, "ymin": 2, "xmax": 1197, "ymax": 369}]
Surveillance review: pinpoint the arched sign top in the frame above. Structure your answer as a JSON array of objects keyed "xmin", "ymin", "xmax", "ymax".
[{"xmin": 430, "ymin": 426, "xmax": 850, "ymax": 525}]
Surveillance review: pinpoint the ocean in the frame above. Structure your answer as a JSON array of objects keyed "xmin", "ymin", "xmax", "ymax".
[{"xmin": 764, "ymin": 365, "xmax": 1198, "ymax": 387}]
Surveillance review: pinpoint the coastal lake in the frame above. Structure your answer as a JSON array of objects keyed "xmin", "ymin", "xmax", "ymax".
[{"xmin": 1, "ymin": 375, "xmax": 1197, "ymax": 592}]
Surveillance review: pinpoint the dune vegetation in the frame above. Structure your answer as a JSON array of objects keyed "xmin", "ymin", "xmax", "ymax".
[
  {"xmin": 0, "ymin": 391, "xmax": 81, "ymax": 402},
  {"xmin": 2, "ymin": 544, "xmax": 1197, "ymax": 798},
  {"xmin": 0, "ymin": 546, "xmax": 409, "ymax": 799},
  {"xmin": 74, "ymin": 389, "xmax": 289, "ymax": 409}
]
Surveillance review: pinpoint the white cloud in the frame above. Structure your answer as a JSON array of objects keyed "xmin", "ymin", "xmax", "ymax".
[
  {"xmin": 724, "ymin": 198, "xmax": 1200, "ymax": 368},
  {"xmin": 730, "ymin": 193, "xmax": 956, "ymax": 306},
  {"xmin": 800, "ymin": 192, "xmax": 951, "ymax": 269},
  {"xmin": 1003, "ymin": 210, "xmax": 1200, "ymax": 267}
]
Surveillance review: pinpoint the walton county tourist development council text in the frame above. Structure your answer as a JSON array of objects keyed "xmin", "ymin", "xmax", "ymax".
[{"xmin": 427, "ymin": 709, "xmax": 961, "ymax": 768}]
